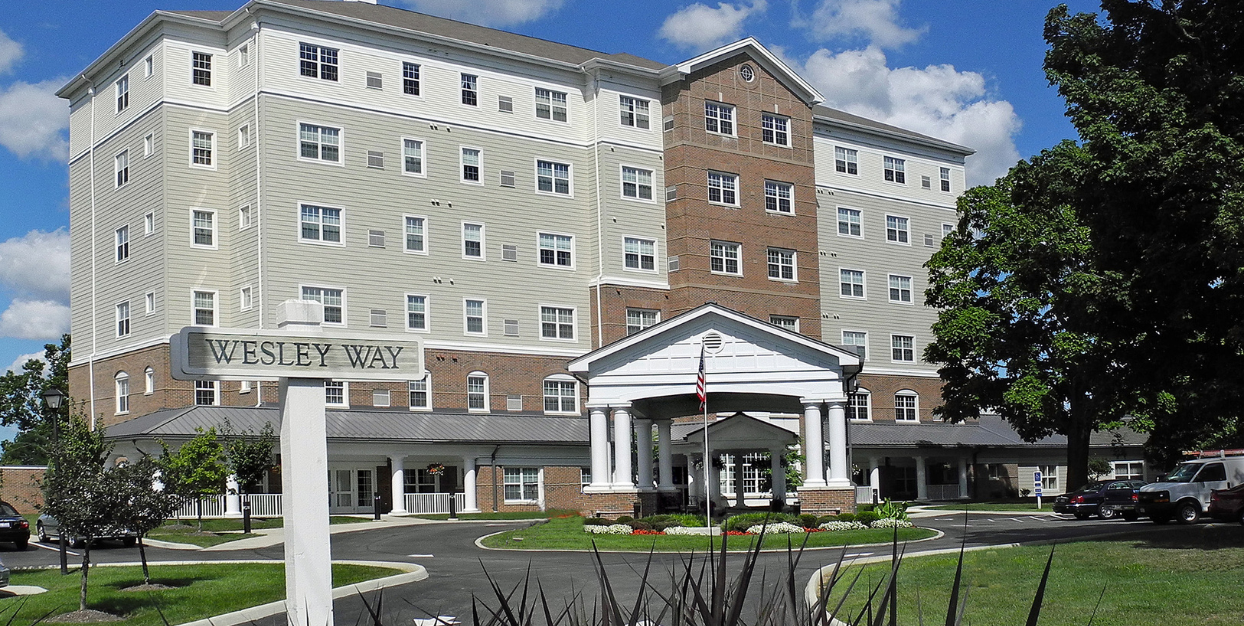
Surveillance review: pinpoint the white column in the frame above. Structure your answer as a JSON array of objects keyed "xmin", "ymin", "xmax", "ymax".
[
  {"xmin": 770, "ymin": 449, "xmax": 786, "ymax": 504},
  {"xmin": 279, "ymin": 377, "xmax": 333, "ymax": 626},
  {"xmin": 225, "ymin": 474, "xmax": 241, "ymax": 517},
  {"xmin": 709, "ymin": 456, "xmax": 722, "ymax": 502},
  {"xmin": 801, "ymin": 401, "xmax": 826, "ymax": 487},
  {"xmin": 915, "ymin": 455, "xmax": 929, "ymax": 501},
  {"xmin": 588, "ymin": 407, "xmax": 611, "ymax": 488},
  {"xmin": 463, "ymin": 456, "xmax": 480, "ymax": 513},
  {"xmin": 826, "ymin": 400, "xmax": 851, "ymax": 488},
  {"xmin": 612, "ymin": 406, "xmax": 633, "ymax": 489},
  {"xmin": 958, "ymin": 456, "xmax": 970, "ymax": 499},
  {"xmin": 869, "ymin": 457, "xmax": 882, "ymax": 502},
  {"xmin": 657, "ymin": 421, "xmax": 675, "ymax": 491},
  {"xmin": 636, "ymin": 418, "xmax": 654, "ymax": 490},
  {"xmin": 732, "ymin": 451, "xmax": 747, "ymax": 507},
  {"xmin": 389, "ymin": 455, "xmax": 407, "ymax": 514}
]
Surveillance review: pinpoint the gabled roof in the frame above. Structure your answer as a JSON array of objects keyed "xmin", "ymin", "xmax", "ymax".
[
  {"xmin": 676, "ymin": 412, "xmax": 798, "ymax": 446},
  {"xmin": 812, "ymin": 105, "xmax": 974, "ymax": 156},
  {"xmin": 661, "ymin": 38, "xmax": 824, "ymax": 107}
]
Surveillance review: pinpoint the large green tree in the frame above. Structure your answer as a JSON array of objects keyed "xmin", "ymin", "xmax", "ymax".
[
  {"xmin": 159, "ymin": 428, "xmax": 228, "ymax": 531},
  {"xmin": 0, "ymin": 335, "xmax": 70, "ymax": 465}
]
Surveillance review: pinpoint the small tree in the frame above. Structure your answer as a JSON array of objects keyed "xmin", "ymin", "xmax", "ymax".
[
  {"xmin": 112, "ymin": 456, "xmax": 180, "ymax": 584},
  {"xmin": 1087, "ymin": 458, "xmax": 1114, "ymax": 482},
  {"xmin": 159, "ymin": 427, "xmax": 228, "ymax": 531},
  {"xmin": 222, "ymin": 420, "xmax": 277, "ymax": 496}
]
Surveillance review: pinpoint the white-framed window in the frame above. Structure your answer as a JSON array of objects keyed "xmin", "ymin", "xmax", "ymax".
[
  {"xmin": 461, "ymin": 147, "xmax": 482, "ymax": 183},
  {"xmin": 922, "ymin": 175, "xmax": 931, "ymax": 190},
  {"xmin": 369, "ymin": 308, "xmax": 386, "ymax": 326},
  {"xmin": 402, "ymin": 138, "xmax": 425, "ymax": 176},
  {"xmin": 707, "ymin": 171, "xmax": 738, "ymax": 206},
  {"xmin": 405, "ymin": 294, "xmax": 428, "ymax": 331},
  {"xmin": 885, "ymin": 215, "xmax": 909, "ymax": 244},
  {"xmin": 767, "ymin": 248, "xmax": 796, "ymax": 281},
  {"xmin": 365, "ymin": 72, "xmax": 383, "ymax": 90},
  {"xmin": 764, "ymin": 180, "xmax": 793, "ymax": 213},
  {"xmin": 408, "ymin": 373, "xmax": 431, "ymax": 410},
  {"xmin": 114, "ymin": 150, "xmax": 129, "ymax": 188},
  {"xmin": 891, "ymin": 334, "xmax": 915, "ymax": 362},
  {"xmin": 1040, "ymin": 465, "xmax": 1059, "ymax": 492},
  {"xmin": 190, "ymin": 130, "xmax": 215, "ymax": 168},
  {"xmin": 842, "ymin": 330, "xmax": 867, "ymax": 360},
  {"xmin": 625, "ymin": 308, "xmax": 659, "ymax": 335},
  {"xmin": 848, "ymin": 389, "xmax": 871, "ymax": 421},
  {"xmin": 239, "ymin": 205, "xmax": 253, "ymax": 230},
  {"xmin": 467, "ymin": 372, "xmax": 488, "ymax": 411},
  {"xmin": 620, "ymin": 95, "xmax": 650, "ymax": 129},
  {"xmin": 837, "ymin": 207, "xmax": 862, "ymax": 237},
  {"xmin": 238, "ymin": 125, "xmax": 250, "ymax": 150},
  {"xmin": 299, "ymin": 204, "xmax": 342, "ymax": 244},
  {"xmin": 298, "ymin": 42, "xmax": 338, "ymax": 81},
  {"xmin": 621, "ymin": 166, "xmax": 654, "ymax": 200},
  {"xmin": 403, "ymin": 62, "xmax": 420, "ymax": 95},
  {"xmin": 835, "ymin": 146, "xmax": 858, "ymax": 175},
  {"xmin": 324, "ymin": 380, "xmax": 347, "ymax": 406},
  {"xmin": 240, "ymin": 286, "xmax": 253, "ymax": 311},
  {"xmin": 115, "ymin": 226, "xmax": 129, "ymax": 262},
  {"xmin": 943, "ymin": 223, "xmax": 955, "ymax": 238},
  {"xmin": 1111, "ymin": 461, "xmax": 1144, "ymax": 480},
  {"xmin": 143, "ymin": 55, "xmax": 153, "ymax": 78},
  {"xmin": 884, "ymin": 156, "xmax": 906, "ymax": 184},
  {"xmin": 298, "ymin": 123, "xmax": 341, "ymax": 163},
  {"xmin": 535, "ymin": 87, "xmax": 568, "ymax": 122},
  {"xmin": 115, "ymin": 372, "xmax": 130, "ymax": 414},
  {"xmin": 540, "ymin": 306, "xmax": 575, "ymax": 341},
  {"xmin": 192, "ymin": 290, "xmax": 217, "ymax": 326},
  {"xmin": 191, "ymin": 209, "xmax": 216, "ymax": 248},
  {"xmin": 580, "ymin": 468, "xmax": 592, "ymax": 490},
  {"xmin": 115, "ymin": 74, "xmax": 129, "ymax": 113},
  {"xmin": 839, "ymin": 269, "xmax": 865, "ymax": 298},
  {"xmin": 194, "ymin": 380, "xmax": 218, "ymax": 406},
  {"xmin": 888, "ymin": 275, "xmax": 913, "ymax": 303},
  {"xmin": 144, "ymin": 367, "xmax": 155, "ymax": 395},
  {"xmin": 895, "ymin": 391, "xmax": 918, "ymax": 421},
  {"xmin": 464, "ymin": 299, "xmax": 486, "ymax": 336},
  {"xmin": 460, "ymin": 73, "xmax": 478, "ymax": 106},
  {"xmin": 536, "ymin": 160, "xmax": 572, "ymax": 195},
  {"xmin": 301, "ymin": 285, "xmax": 344, "ymax": 325},
  {"xmin": 710, "ymin": 240, "xmax": 741, "ymax": 275},
  {"xmin": 503, "ymin": 467, "xmax": 540, "ymax": 502},
  {"xmin": 192, "ymin": 52, "xmax": 212, "ymax": 86},
  {"xmin": 761, "ymin": 113, "xmax": 789, "ymax": 146},
  {"xmin": 403, "ymin": 216, "xmax": 427, "ymax": 253},
  {"xmin": 115, "ymin": 301, "xmax": 130, "ymax": 338},
  {"xmin": 498, "ymin": 95, "xmax": 514, "ymax": 113},
  {"xmin": 705, "ymin": 101, "xmax": 734, "ymax": 136},
  {"xmin": 940, "ymin": 167, "xmax": 951, "ymax": 192},
  {"xmin": 623, "ymin": 237, "xmax": 656, "ymax": 272},
  {"xmin": 543, "ymin": 376, "xmax": 577, "ymax": 414},
  {"xmin": 144, "ymin": 211, "xmax": 155, "ymax": 235},
  {"xmin": 371, "ymin": 390, "xmax": 391, "ymax": 408},
  {"xmin": 238, "ymin": 44, "xmax": 249, "ymax": 67},
  {"xmin": 538, "ymin": 233, "xmax": 573, "ymax": 268},
  {"xmin": 144, "ymin": 133, "xmax": 154, "ymax": 157},
  {"xmin": 462, "ymin": 222, "xmax": 484, "ymax": 259},
  {"xmin": 145, "ymin": 292, "xmax": 155, "ymax": 315},
  {"xmin": 769, "ymin": 315, "xmax": 798, "ymax": 331}
]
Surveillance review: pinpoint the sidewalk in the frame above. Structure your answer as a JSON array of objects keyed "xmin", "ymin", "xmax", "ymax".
[
  {"xmin": 906, "ymin": 505, "xmax": 1059, "ymax": 518},
  {"xmin": 145, "ymin": 514, "xmax": 440, "ymax": 551}
]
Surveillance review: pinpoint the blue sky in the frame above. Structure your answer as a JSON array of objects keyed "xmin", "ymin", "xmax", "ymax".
[{"xmin": 0, "ymin": 0, "xmax": 1100, "ymax": 424}]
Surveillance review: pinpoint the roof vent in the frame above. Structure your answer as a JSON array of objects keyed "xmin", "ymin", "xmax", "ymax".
[{"xmin": 702, "ymin": 332, "xmax": 723, "ymax": 354}]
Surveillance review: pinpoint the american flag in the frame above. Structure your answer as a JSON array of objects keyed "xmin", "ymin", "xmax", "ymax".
[{"xmin": 696, "ymin": 345, "xmax": 706, "ymax": 409}]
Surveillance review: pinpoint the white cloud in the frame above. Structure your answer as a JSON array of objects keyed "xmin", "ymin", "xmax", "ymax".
[
  {"xmin": 793, "ymin": 46, "xmax": 1021, "ymax": 186},
  {"xmin": 0, "ymin": 29, "xmax": 22, "ymax": 75},
  {"xmin": 0, "ymin": 229, "xmax": 70, "ymax": 302},
  {"xmin": 6, "ymin": 351, "xmax": 44, "ymax": 375},
  {"xmin": 0, "ymin": 78, "xmax": 69, "ymax": 161},
  {"xmin": 395, "ymin": 0, "xmax": 565, "ymax": 27},
  {"xmin": 658, "ymin": 1, "xmax": 768, "ymax": 51},
  {"xmin": 0, "ymin": 299, "xmax": 70, "ymax": 340},
  {"xmin": 794, "ymin": 0, "xmax": 924, "ymax": 49}
]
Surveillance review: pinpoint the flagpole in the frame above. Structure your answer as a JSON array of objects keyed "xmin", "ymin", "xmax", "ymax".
[{"xmin": 698, "ymin": 343, "xmax": 711, "ymax": 532}]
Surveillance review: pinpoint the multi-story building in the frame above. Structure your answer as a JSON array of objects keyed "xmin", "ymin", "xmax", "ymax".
[{"xmin": 58, "ymin": 0, "xmax": 1148, "ymax": 517}]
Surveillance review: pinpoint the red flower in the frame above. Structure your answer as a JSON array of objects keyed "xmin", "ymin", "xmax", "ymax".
[{"xmin": 632, "ymin": 529, "xmax": 666, "ymax": 535}]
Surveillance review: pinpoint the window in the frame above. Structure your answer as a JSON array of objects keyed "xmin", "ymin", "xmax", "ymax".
[
  {"xmin": 462, "ymin": 223, "xmax": 484, "ymax": 259},
  {"xmin": 842, "ymin": 330, "xmax": 867, "ymax": 360},
  {"xmin": 942, "ymin": 223, "xmax": 954, "ymax": 238},
  {"xmin": 115, "ymin": 75, "xmax": 129, "ymax": 113},
  {"xmin": 114, "ymin": 150, "xmax": 129, "ymax": 188},
  {"xmin": 624, "ymin": 237, "xmax": 655, "ymax": 271},
  {"xmin": 884, "ymin": 156, "xmax": 906, "ymax": 183},
  {"xmin": 536, "ymin": 160, "xmax": 571, "ymax": 195},
  {"xmin": 145, "ymin": 292, "xmax": 155, "ymax": 315},
  {"xmin": 710, "ymin": 241, "xmax": 741, "ymax": 275},
  {"xmin": 115, "ymin": 301, "xmax": 130, "ymax": 337},
  {"xmin": 705, "ymin": 101, "xmax": 734, "ymax": 135},
  {"xmin": 240, "ymin": 286, "xmax": 253, "ymax": 311},
  {"xmin": 191, "ymin": 130, "xmax": 214, "ymax": 167},
  {"xmin": 192, "ymin": 209, "xmax": 215, "ymax": 248},
  {"xmin": 1112, "ymin": 461, "xmax": 1144, "ymax": 481},
  {"xmin": 402, "ymin": 62, "xmax": 420, "ymax": 95},
  {"xmin": 460, "ymin": 73, "xmax": 478, "ymax": 106},
  {"xmin": 464, "ymin": 299, "xmax": 486, "ymax": 335},
  {"xmin": 467, "ymin": 373, "xmax": 488, "ymax": 410},
  {"xmin": 500, "ymin": 170, "xmax": 516, "ymax": 187},
  {"xmin": 193, "ymin": 290, "xmax": 216, "ymax": 326},
  {"xmin": 835, "ymin": 147, "xmax": 858, "ymax": 174},
  {"xmin": 366, "ymin": 72, "xmax": 382, "ymax": 89},
  {"xmin": 504, "ymin": 318, "xmax": 519, "ymax": 335},
  {"xmin": 367, "ymin": 151, "xmax": 384, "ymax": 169},
  {"xmin": 144, "ymin": 212, "xmax": 155, "ymax": 235},
  {"xmin": 115, "ymin": 373, "xmax": 130, "ymax": 414},
  {"xmin": 761, "ymin": 114, "xmax": 789, "ymax": 146},
  {"xmin": 461, "ymin": 147, "xmax": 481, "ymax": 182},
  {"xmin": 940, "ymin": 167, "xmax": 951, "ymax": 192},
  {"xmin": 402, "ymin": 139, "xmax": 424, "ymax": 176},
  {"xmin": 848, "ymin": 390, "xmax": 871, "ymax": 420},
  {"xmin": 540, "ymin": 306, "xmax": 575, "ymax": 340},
  {"xmin": 839, "ymin": 269, "xmax": 865, "ymax": 298},
  {"xmin": 238, "ymin": 125, "xmax": 250, "ymax": 149},
  {"xmin": 239, "ymin": 205, "xmax": 253, "ymax": 230},
  {"xmin": 921, "ymin": 176, "xmax": 931, "ymax": 190},
  {"xmin": 580, "ymin": 468, "xmax": 592, "ymax": 489},
  {"xmin": 192, "ymin": 52, "xmax": 212, "ymax": 86},
  {"xmin": 538, "ymin": 233, "xmax": 573, "ymax": 267},
  {"xmin": 404, "ymin": 216, "xmax": 426, "ymax": 253},
  {"xmin": 543, "ymin": 378, "xmax": 577, "ymax": 413},
  {"xmin": 767, "ymin": 248, "xmax": 795, "ymax": 281},
  {"xmin": 405, "ymin": 294, "xmax": 427, "ymax": 331},
  {"xmin": 239, "ymin": 44, "xmax": 249, "ymax": 67},
  {"xmin": 888, "ymin": 275, "xmax": 912, "ymax": 303},
  {"xmin": 144, "ymin": 134, "xmax": 154, "ymax": 157},
  {"xmin": 503, "ymin": 467, "xmax": 539, "ymax": 502},
  {"xmin": 885, "ymin": 215, "xmax": 909, "ymax": 244},
  {"xmin": 194, "ymin": 380, "xmax": 218, "ymax": 406},
  {"xmin": 299, "ymin": 123, "xmax": 340, "ymax": 163},
  {"xmin": 409, "ymin": 374, "xmax": 431, "ymax": 410},
  {"xmin": 707, "ymin": 172, "xmax": 738, "ymax": 205},
  {"xmin": 372, "ymin": 389, "xmax": 390, "ymax": 407},
  {"xmin": 299, "ymin": 43, "xmax": 338, "ymax": 81},
  {"xmin": 144, "ymin": 56, "xmax": 153, "ymax": 78},
  {"xmin": 299, "ymin": 205, "xmax": 342, "ymax": 244},
  {"xmin": 769, "ymin": 315, "xmax": 798, "ymax": 331},
  {"xmin": 301, "ymin": 286, "xmax": 344, "ymax": 324},
  {"xmin": 620, "ymin": 96, "xmax": 650, "ymax": 128},
  {"xmin": 497, "ymin": 96, "xmax": 514, "ymax": 113},
  {"xmin": 622, "ymin": 166, "xmax": 653, "ymax": 200},
  {"xmin": 144, "ymin": 367, "xmax": 155, "ymax": 395},
  {"xmin": 115, "ymin": 226, "xmax": 129, "ymax": 262},
  {"xmin": 626, "ymin": 308, "xmax": 658, "ymax": 335},
  {"xmin": 369, "ymin": 308, "xmax": 386, "ymax": 327},
  {"xmin": 764, "ymin": 181, "xmax": 792, "ymax": 213},
  {"xmin": 535, "ymin": 88, "xmax": 568, "ymax": 122},
  {"xmin": 894, "ymin": 392, "xmax": 918, "ymax": 421},
  {"xmin": 837, "ymin": 208, "xmax": 862, "ymax": 237},
  {"xmin": 325, "ymin": 381, "xmax": 346, "ymax": 406},
  {"xmin": 1040, "ymin": 465, "xmax": 1059, "ymax": 492},
  {"xmin": 891, "ymin": 335, "xmax": 915, "ymax": 362}
]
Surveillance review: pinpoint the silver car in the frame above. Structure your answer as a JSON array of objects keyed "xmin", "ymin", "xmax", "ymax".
[
  {"xmin": 35, "ymin": 514, "xmax": 136, "ymax": 548},
  {"xmin": 0, "ymin": 557, "xmax": 10, "ymax": 588}
]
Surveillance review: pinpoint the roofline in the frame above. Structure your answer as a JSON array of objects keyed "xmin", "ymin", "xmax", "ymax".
[
  {"xmin": 661, "ymin": 38, "xmax": 825, "ymax": 107},
  {"xmin": 813, "ymin": 110, "xmax": 975, "ymax": 156}
]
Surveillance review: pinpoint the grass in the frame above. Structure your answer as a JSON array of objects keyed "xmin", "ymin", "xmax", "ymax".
[
  {"xmin": 479, "ymin": 515, "xmax": 936, "ymax": 551},
  {"xmin": 0, "ymin": 562, "xmax": 399, "ymax": 625},
  {"xmin": 924, "ymin": 501, "xmax": 1053, "ymax": 511},
  {"xmin": 411, "ymin": 509, "xmax": 580, "ymax": 521},
  {"xmin": 146, "ymin": 515, "xmax": 372, "ymax": 547},
  {"xmin": 824, "ymin": 527, "xmax": 1244, "ymax": 625}
]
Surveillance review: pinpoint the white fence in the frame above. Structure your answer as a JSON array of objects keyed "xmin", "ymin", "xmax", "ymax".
[
  {"xmin": 926, "ymin": 484, "xmax": 963, "ymax": 501},
  {"xmin": 174, "ymin": 494, "xmax": 284, "ymax": 519},
  {"xmin": 175, "ymin": 495, "xmax": 226, "ymax": 519},
  {"xmin": 244, "ymin": 494, "xmax": 283, "ymax": 516},
  {"xmin": 855, "ymin": 486, "xmax": 877, "ymax": 504},
  {"xmin": 405, "ymin": 492, "xmax": 466, "ymax": 514}
]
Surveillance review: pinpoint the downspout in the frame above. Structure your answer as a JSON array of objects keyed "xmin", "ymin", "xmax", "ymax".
[
  {"xmin": 85, "ymin": 75, "xmax": 98, "ymax": 428},
  {"xmin": 490, "ymin": 445, "xmax": 500, "ymax": 513},
  {"xmin": 588, "ymin": 69, "xmax": 605, "ymax": 348},
  {"xmin": 248, "ymin": 9, "xmax": 264, "ymax": 406}
]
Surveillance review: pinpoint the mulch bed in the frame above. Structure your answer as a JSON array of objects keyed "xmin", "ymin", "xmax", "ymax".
[
  {"xmin": 120, "ymin": 583, "xmax": 175, "ymax": 592},
  {"xmin": 45, "ymin": 609, "xmax": 123, "ymax": 623}
]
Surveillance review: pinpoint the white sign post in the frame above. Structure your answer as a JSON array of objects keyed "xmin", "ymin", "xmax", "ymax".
[
  {"xmin": 172, "ymin": 301, "xmax": 423, "ymax": 626},
  {"xmin": 1034, "ymin": 470, "xmax": 1043, "ymax": 509}
]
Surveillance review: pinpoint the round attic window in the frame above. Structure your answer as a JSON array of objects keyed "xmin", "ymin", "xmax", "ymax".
[
  {"xmin": 702, "ymin": 332, "xmax": 724, "ymax": 353},
  {"xmin": 739, "ymin": 65, "xmax": 756, "ymax": 82}
]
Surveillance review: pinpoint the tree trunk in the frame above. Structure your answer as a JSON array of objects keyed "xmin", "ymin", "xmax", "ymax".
[
  {"xmin": 1065, "ymin": 400, "xmax": 1093, "ymax": 493},
  {"xmin": 138, "ymin": 536, "xmax": 149, "ymax": 584},
  {"xmin": 79, "ymin": 541, "xmax": 91, "ymax": 612}
]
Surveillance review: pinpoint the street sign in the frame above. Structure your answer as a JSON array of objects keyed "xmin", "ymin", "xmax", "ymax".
[
  {"xmin": 1033, "ymin": 470, "xmax": 1042, "ymax": 484},
  {"xmin": 171, "ymin": 327, "xmax": 423, "ymax": 381},
  {"xmin": 1035, "ymin": 487, "xmax": 1043, "ymax": 496}
]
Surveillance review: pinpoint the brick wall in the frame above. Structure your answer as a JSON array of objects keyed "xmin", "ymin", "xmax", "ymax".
[
  {"xmin": 0, "ymin": 467, "xmax": 46, "ymax": 512},
  {"xmin": 858, "ymin": 373, "xmax": 943, "ymax": 423},
  {"xmin": 591, "ymin": 285, "xmax": 672, "ymax": 348},
  {"xmin": 797, "ymin": 487, "xmax": 856, "ymax": 516}
]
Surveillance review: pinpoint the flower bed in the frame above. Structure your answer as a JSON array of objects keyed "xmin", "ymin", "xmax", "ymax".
[
  {"xmin": 582, "ymin": 513, "xmax": 916, "ymax": 536},
  {"xmin": 584, "ymin": 524, "xmax": 635, "ymax": 535},
  {"xmin": 870, "ymin": 518, "xmax": 914, "ymax": 529},
  {"xmin": 745, "ymin": 521, "xmax": 806, "ymax": 535},
  {"xmin": 819, "ymin": 521, "xmax": 868, "ymax": 531}
]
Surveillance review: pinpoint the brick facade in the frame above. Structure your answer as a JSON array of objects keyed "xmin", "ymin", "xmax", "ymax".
[
  {"xmin": 591, "ymin": 285, "xmax": 673, "ymax": 348},
  {"xmin": 796, "ymin": 487, "xmax": 856, "ymax": 516},
  {"xmin": 857, "ymin": 373, "xmax": 944, "ymax": 423},
  {"xmin": 0, "ymin": 467, "xmax": 46, "ymax": 513}
]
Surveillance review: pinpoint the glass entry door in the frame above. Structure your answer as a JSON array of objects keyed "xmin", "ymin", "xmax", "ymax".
[{"xmin": 328, "ymin": 467, "xmax": 375, "ymax": 514}]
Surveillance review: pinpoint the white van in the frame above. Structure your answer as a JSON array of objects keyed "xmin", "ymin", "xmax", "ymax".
[{"xmin": 1137, "ymin": 451, "xmax": 1244, "ymax": 524}]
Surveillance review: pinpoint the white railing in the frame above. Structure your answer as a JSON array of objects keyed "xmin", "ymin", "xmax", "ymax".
[
  {"xmin": 926, "ymin": 484, "xmax": 963, "ymax": 501},
  {"xmin": 175, "ymin": 495, "xmax": 226, "ymax": 519},
  {"xmin": 855, "ymin": 486, "xmax": 876, "ymax": 504},
  {"xmin": 405, "ymin": 492, "xmax": 466, "ymax": 514},
  {"xmin": 243, "ymin": 494, "xmax": 283, "ymax": 517},
  {"xmin": 173, "ymin": 494, "xmax": 284, "ymax": 519}
]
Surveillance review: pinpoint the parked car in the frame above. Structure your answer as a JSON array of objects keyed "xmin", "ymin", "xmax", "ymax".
[
  {"xmin": 0, "ymin": 556, "xmax": 9, "ymax": 588},
  {"xmin": 1138, "ymin": 452, "xmax": 1244, "ymax": 524},
  {"xmin": 0, "ymin": 502, "xmax": 30, "ymax": 550},
  {"xmin": 36, "ymin": 514, "xmax": 136, "ymax": 548},
  {"xmin": 1207, "ymin": 483, "xmax": 1244, "ymax": 524},
  {"xmin": 1054, "ymin": 480, "xmax": 1147, "ymax": 520}
]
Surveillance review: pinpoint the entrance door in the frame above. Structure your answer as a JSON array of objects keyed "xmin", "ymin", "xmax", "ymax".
[
  {"xmin": 330, "ymin": 469, "xmax": 354, "ymax": 511},
  {"xmin": 356, "ymin": 469, "xmax": 374, "ymax": 511}
]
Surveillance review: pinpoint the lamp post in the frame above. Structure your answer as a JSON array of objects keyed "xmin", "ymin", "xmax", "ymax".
[{"xmin": 40, "ymin": 387, "xmax": 69, "ymax": 575}]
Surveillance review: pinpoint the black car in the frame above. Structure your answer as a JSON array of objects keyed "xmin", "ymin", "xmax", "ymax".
[
  {"xmin": 0, "ymin": 501, "xmax": 31, "ymax": 550},
  {"xmin": 1054, "ymin": 480, "xmax": 1147, "ymax": 520}
]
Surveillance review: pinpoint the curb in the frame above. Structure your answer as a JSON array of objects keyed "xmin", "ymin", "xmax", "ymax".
[{"xmin": 474, "ymin": 526, "xmax": 945, "ymax": 553}]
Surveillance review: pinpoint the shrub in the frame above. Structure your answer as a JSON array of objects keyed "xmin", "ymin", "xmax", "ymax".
[
  {"xmin": 856, "ymin": 504, "xmax": 875, "ymax": 512},
  {"xmin": 746, "ymin": 521, "xmax": 806, "ymax": 535},
  {"xmin": 870, "ymin": 518, "xmax": 914, "ymax": 529},
  {"xmin": 630, "ymin": 521, "xmax": 652, "ymax": 531},
  {"xmin": 639, "ymin": 514, "xmax": 684, "ymax": 531},
  {"xmin": 818, "ymin": 520, "xmax": 867, "ymax": 531},
  {"xmin": 583, "ymin": 517, "xmax": 610, "ymax": 526},
  {"xmin": 615, "ymin": 515, "xmax": 634, "ymax": 523},
  {"xmin": 798, "ymin": 513, "xmax": 818, "ymax": 528},
  {"xmin": 670, "ymin": 514, "xmax": 707, "ymax": 527},
  {"xmin": 723, "ymin": 512, "xmax": 796, "ymax": 533},
  {"xmin": 874, "ymin": 499, "xmax": 910, "ymax": 521},
  {"xmin": 855, "ymin": 511, "xmax": 879, "ymax": 525},
  {"xmin": 835, "ymin": 513, "xmax": 856, "ymax": 522}
]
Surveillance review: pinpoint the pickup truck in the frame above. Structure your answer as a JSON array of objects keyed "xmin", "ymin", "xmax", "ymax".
[{"xmin": 1137, "ymin": 453, "xmax": 1244, "ymax": 524}]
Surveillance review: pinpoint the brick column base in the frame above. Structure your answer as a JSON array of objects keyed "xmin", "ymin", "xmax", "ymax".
[
  {"xmin": 579, "ymin": 490, "xmax": 639, "ymax": 519},
  {"xmin": 797, "ymin": 487, "xmax": 856, "ymax": 516},
  {"xmin": 636, "ymin": 491, "xmax": 660, "ymax": 518}
]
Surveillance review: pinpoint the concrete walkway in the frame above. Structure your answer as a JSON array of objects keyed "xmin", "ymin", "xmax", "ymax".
[
  {"xmin": 906, "ymin": 505, "xmax": 1059, "ymax": 518},
  {"xmin": 145, "ymin": 514, "xmax": 441, "ymax": 551}
]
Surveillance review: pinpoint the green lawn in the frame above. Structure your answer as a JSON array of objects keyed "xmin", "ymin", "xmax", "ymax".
[
  {"xmin": 479, "ymin": 515, "xmax": 935, "ymax": 551},
  {"xmin": 0, "ymin": 563, "xmax": 399, "ymax": 625},
  {"xmin": 412, "ymin": 509, "xmax": 580, "ymax": 521},
  {"xmin": 924, "ymin": 502, "xmax": 1053, "ymax": 512},
  {"xmin": 823, "ymin": 527, "xmax": 1244, "ymax": 625},
  {"xmin": 146, "ymin": 516, "xmax": 371, "ymax": 547}
]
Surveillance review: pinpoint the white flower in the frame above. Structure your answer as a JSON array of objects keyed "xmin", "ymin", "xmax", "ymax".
[
  {"xmin": 870, "ymin": 518, "xmax": 914, "ymax": 529},
  {"xmin": 746, "ymin": 521, "xmax": 806, "ymax": 534},
  {"xmin": 664, "ymin": 526, "xmax": 702, "ymax": 535},
  {"xmin": 584, "ymin": 524, "xmax": 635, "ymax": 535},
  {"xmin": 818, "ymin": 521, "xmax": 868, "ymax": 531}
]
